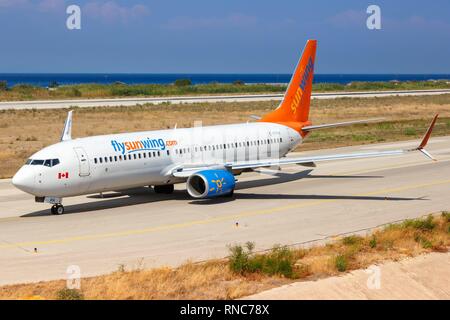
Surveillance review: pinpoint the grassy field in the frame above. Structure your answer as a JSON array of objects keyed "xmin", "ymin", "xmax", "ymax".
[
  {"xmin": 0, "ymin": 80, "xmax": 449, "ymax": 101},
  {"xmin": 0, "ymin": 213, "xmax": 448, "ymax": 300},
  {"xmin": 0, "ymin": 94, "xmax": 449, "ymax": 178}
]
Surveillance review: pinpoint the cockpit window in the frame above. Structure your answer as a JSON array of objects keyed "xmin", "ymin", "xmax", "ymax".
[
  {"xmin": 26, "ymin": 158, "xmax": 60, "ymax": 167},
  {"xmin": 30, "ymin": 160, "xmax": 45, "ymax": 165}
]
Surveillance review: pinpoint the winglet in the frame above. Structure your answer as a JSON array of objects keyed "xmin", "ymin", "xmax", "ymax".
[
  {"xmin": 60, "ymin": 110, "xmax": 73, "ymax": 141},
  {"xmin": 418, "ymin": 114, "xmax": 438, "ymax": 149},
  {"xmin": 415, "ymin": 114, "xmax": 438, "ymax": 161}
]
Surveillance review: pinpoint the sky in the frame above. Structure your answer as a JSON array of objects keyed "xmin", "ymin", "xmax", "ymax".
[{"xmin": 0, "ymin": 0, "xmax": 449, "ymax": 73}]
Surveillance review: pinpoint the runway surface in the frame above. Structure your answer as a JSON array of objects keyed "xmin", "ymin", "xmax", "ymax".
[
  {"xmin": 0, "ymin": 137, "xmax": 449, "ymax": 285},
  {"xmin": 1, "ymin": 89, "xmax": 450, "ymax": 110}
]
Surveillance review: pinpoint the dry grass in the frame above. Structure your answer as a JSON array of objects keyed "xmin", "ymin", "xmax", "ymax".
[
  {"xmin": 0, "ymin": 94, "xmax": 449, "ymax": 178},
  {"xmin": 0, "ymin": 260, "xmax": 289, "ymax": 300},
  {"xmin": 0, "ymin": 213, "xmax": 448, "ymax": 300}
]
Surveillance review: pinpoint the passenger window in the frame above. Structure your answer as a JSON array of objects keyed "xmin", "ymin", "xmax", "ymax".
[
  {"xmin": 138, "ymin": 153, "xmax": 141, "ymax": 159},
  {"xmin": 119, "ymin": 155, "xmax": 122, "ymax": 161},
  {"xmin": 153, "ymin": 152, "xmax": 156, "ymax": 157},
  {"xmin": 143, "ymin": 153, "xmax": 146, "ymax": 158},
  {"xmin": 94, "ymin": 158, "xmax": 98, "ymax": 164},
  {"xmin": 167, "ymin": 150, "xmax": 170, "ymax": 156},
  {"xmin": 109, "ymin": 156, "xmax": 113, "ymax": 162},
  {"xmin": 104, "ymin": 157, "xmax": 108, "ymax": 163},
  {"xmin": 128, "ymin": 155, "xmax": 132, "ymax": 160},
  {"xmin": 99, "ymin": 158, "xmax": 103, "ymax": 163},
  {"xmin": 158, "ymin": 151, "xmax": 161, "ymax": 157}
]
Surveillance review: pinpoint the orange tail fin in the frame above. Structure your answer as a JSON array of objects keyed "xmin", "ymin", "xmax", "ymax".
[{"xmin": 260, "ymin": 40, "xmax": 317, "ymax": 130}]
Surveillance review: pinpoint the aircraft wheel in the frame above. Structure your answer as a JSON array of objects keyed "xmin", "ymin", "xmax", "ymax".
[
  {"xmin": 52, "ymin": 204, "xmax": 64, "ymax": 215},
  {"xmin": 154, "ymin": 184, "xmax": 174, "ymax": 194}
]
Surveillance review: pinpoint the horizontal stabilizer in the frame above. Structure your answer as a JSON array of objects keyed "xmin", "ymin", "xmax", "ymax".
[{"xmin": 302, "ymin": 118, "xmax": 384, "ymax": 131}]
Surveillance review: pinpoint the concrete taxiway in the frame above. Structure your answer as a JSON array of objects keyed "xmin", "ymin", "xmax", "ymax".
[
  {"xmin": 1, "ymin": 89, "xmax": 450, "ymax": 110},
  {"xmin": 0, "ymin": 137, "xmax": 449, "ymax": 286}
]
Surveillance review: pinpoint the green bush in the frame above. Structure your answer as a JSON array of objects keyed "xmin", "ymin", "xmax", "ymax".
[
  {"xmin": 56, "ymin": 288, "xmax": 84, "ymax": 300},
  {"xmin": 174, "ymin": 78, "xmax": 192, "ymax": 87},
  {"xmin": 414, "ymin": 234, "xmax": 433, "ymax": 249},
  {"xmin": 260, "ymin": 245, "xmax": 294, "ymax": 278},
  {"xmin": 342, "ymin": 235, "xmax": 363, "ymax": 246},
  {"xmin": 335, "ymin": 254, "xmax": 347, "ymax": 272},
  {"xmin": 403, "ymin": 215, "xmax": 436, "ymax": 231},
  {"xmin": 0, "ymin": 80, "xmax": 7, "ymax": 91},
  {"xmin": 228, "ymin": 244, "xmax": 250, "ymax": 274},
  {"xmin": 421, "ymin": 239, "xmax": 433, "ymax": 249},
  {"xmin": 228, "ymin": 243, "xmax": 296, "ymax": 278},
  {"xmin": 233, "ymin": 80, "xmax": 245, "ymax": 85},
  {"xmin": 369, "ymin": 236, "xmax": 377, "ymax": 248},
  {"xmin": 441, "ymin": 211, "xmax": 450, "ymax": 222}
]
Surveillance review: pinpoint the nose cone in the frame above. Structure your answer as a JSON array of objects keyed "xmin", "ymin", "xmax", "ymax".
[{"xmin": 12, "ymin": 167, "xmax": 35, "ymax": 194}]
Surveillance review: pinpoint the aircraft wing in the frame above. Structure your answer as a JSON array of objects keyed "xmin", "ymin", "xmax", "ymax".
[{"xmin": 171, "ymin": 114, "xmax": 438, "ymax": 178}]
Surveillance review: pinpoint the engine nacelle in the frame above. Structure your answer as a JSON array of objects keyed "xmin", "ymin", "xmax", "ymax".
[{"xmin": 186, "ymin": 169, "xmax": 236, "ymax": 199}]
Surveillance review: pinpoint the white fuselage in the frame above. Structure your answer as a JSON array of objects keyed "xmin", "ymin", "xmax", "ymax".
[{"xmin": 12, "ymin": 122, "xmax": 301, "ymax": 199}]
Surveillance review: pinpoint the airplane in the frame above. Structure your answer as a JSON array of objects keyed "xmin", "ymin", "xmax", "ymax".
[{"xmin": 12, "ymin": 40, "xmax": 439, "ymax": 215}]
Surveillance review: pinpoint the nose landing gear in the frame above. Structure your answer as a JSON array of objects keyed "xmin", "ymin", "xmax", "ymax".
[{"xmin": 51, "ymin": 204, "xmax": 65, "ymax": 215}]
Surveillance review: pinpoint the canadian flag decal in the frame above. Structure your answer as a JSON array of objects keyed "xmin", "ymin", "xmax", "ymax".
[{"xmin": 58, "ymin": 172, "xmax": 69, "ymax": 179}]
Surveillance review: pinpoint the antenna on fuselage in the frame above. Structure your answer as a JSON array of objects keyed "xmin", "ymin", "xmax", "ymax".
[{"xmin": 60, "ymin": 110, "xmax": 73, "ymax": 141}]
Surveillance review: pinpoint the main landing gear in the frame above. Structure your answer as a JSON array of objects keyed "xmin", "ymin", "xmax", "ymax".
[
  {"xmin": 153, "ymin": 184, "xmax": 174, "ymax": 194},
  {"xmin": 51, "ymin": 204, "xmax": 65, "ymax": 215}
]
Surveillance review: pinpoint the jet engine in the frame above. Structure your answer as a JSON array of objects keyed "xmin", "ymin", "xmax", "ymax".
[{"xmin": 186, "ymin": 169, "xmax": 235, "ymax": 199}]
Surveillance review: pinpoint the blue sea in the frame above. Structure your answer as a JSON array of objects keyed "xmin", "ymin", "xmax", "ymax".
[{"xmin": 0, "ymin": 73, "xmax": 449, "ymax": 87}]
